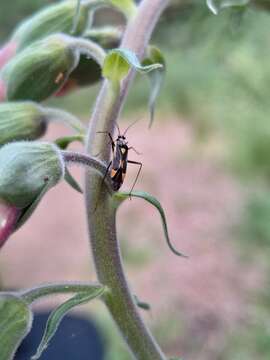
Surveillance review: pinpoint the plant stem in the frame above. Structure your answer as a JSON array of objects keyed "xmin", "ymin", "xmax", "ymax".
[
  {"xmin": 85, "ymin": 0, "xmax": 169, "ymax": 359},
  {"xmin": 68, "ymin": 36, "xmax": 106, "ymax": 67},
  {"xmin": 83, "ymin": 26, "xmax": 123, "ymax": 44},
  {"xmin": 43, "ymin": 106, "xmax": 86, "ymax": 133},
  {"xmin": 63, "ymin": 150, "xmax": 107, "ymax": 178}
]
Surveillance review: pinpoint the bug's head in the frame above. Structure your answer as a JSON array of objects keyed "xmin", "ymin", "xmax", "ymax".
[{"xmin": 117, "ymin": 135, "xmax": 128, "ymax": 146}]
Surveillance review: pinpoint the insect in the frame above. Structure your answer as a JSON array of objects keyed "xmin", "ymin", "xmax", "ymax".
[{"xmin": 98, "ymin": 120, "xmax": 142, "ymax": 195}]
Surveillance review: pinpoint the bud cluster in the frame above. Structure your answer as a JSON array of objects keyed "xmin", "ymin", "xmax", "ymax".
[{"xmin": 0, "ymin": 0, "xmax": 121, "ymax": 246}]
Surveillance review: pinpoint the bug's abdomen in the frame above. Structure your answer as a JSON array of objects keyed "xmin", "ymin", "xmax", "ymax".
[
  {"xmin": 110, "ymin": 143, "xmax": 128, "ymax": 191},
  {"xmin": 111, "ymin": 167, "xmax": 125, "ymax": 191}
]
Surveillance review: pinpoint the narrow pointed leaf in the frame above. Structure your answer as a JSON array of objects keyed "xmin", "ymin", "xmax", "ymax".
[
  {"xmin": 206, "ymin": 0, "xmax": 250, "ymax": 14},
  {"xmin": 20, "ymin": 282, "xmax": 104, "ymax": 305},
  {"xmin": 31, "ymin": 286, "xmax": 105, "ymax": 360},
  {"xmin": 114, "ymin": 191, "xmax": 187, "ymax": 257},
  {"xmin": 64, "ymin": 168, "xmax": 83, "ymax": 194},
  {"xmin": 15, "ymin": 180, "xmax": 53, "ymax": 231},
  {"xmin": 143, "ymin": 46, "xmax": 166, "ymax": 128},
  {"xmin": 0, "ymin": 294, "xmax": 33, "ymax": 360},
  {"xmin": 102, "ymin": 48, "xmax": 163, "ymax": 83},
  {"xmin": 134, "ymin": 295, "xmax": 151, "ymax": 311},
  {"xmin": 55, "ymin": 134, "xmax": 84, "ymax": 150}
]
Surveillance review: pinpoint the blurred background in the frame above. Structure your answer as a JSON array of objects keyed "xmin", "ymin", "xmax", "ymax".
[{"xmin": 1, "ymin": 0, "xmax": 270, "ymax": 359}]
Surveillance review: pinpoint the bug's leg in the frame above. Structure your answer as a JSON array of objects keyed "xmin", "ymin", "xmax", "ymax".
[
  {"xmin": 127, "ymin": 160, "xmax": 142, "ymax": 198},
  {"xmin": 128, "ymin": 146, "xmax": 142, "ymax": 155},
  {"xmin": 97, "ymin": 131, "xmax": 114, "ymax": 147},
  {"xmin": 95, "ymin": 131, "xmax": 115, "ymax": 156},
  {"xmin": 94, "ymin": 160, "xmax": 112, "ymax": 212}
]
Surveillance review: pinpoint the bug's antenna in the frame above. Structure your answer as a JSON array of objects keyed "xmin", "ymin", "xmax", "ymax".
[
  {"xmin": 123, "ymin": 119, "xmax": 141, "ymax": 136},
  {"xmin": 115, "ymin": 122, "xmax": 121, "ymax": 136}
]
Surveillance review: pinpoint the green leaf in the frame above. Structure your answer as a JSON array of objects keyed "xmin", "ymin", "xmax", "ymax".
[
  {"xmin": 64, "ymin": 168, "xmax": 83, "ymax": 194},
  {"xmin": 134, "ymin": 295, "xmax": 151, "ymax": 311},
  {"xmin": 206, "ymin": 0, "xmax": 250, "ymax": 14},
  {"xmin": 20, "ymin": 282, "xmax": 105, "ymax": 305},
  {"xmin": 113, "ymin": 191, "xmax": 187, "ymax": 257},
  {"xmin": 102, "ymin": 48, "xmax": 163, "ymax": 84},
  {"xmin": 0, "ymin": 294, "xmax": 32, "ymax": 360},
  {"xmin": 31, "ymin": 285, "xmax": 106, "ymax": 360},
  {"xmin": 54, "ymin": 134, "xmax": 84, "ymax": 150},
  {"xmin": 143, "ymin": 46, "xmax": 166, "ymax": 128},
  {"xmin": 15, "ymin": 179, "xmax": 53, "ymax": 230}
]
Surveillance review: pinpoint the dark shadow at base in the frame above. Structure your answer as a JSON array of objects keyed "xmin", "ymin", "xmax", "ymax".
[{"xmin": 15, "ymin": 312, "xmax": 105, "ymax": 360}]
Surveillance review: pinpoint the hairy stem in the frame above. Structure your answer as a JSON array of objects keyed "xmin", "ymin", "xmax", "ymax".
[
  {"xmin": 68, "ymin": 36, "xmax": 106, "ymax": 67},
  {"xmin": 63, "ymin": 150, "xmax": 112, "ymax": 190},
  {"xmin": 83, "ymin": 26, "xmax": 123, "ymax": 44},
  {"xmin": 85, "ymin": 0, "xmax": 169, "ymax": 359},
  {"xmin": 63, "ymin": 150, "xmax": 107, "ymax": 177},
  {"xmin": 43, "ymin": 106, "xmax": 86, "ymax": 133}
]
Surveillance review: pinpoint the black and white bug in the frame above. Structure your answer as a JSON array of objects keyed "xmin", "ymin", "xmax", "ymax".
[{"xmin": 98, "ymin": 121, "xmax": 142, "ymax": 194}]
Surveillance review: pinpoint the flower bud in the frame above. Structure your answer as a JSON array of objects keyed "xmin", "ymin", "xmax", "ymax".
[
  {"xmin": 55, "ymin": 53, "xmax": 102, "ymax": 96},
  {"xmin": 56, "ymin": 27, "xmax": 122, "ymax": 95},
  {"xmin": 11, "ymin": 0, "xmax": 92, "ymax": 52},
  {"xmin": 71, "ymin": 29, "xmax": 121, "ymax": 86},
  {"xmin": 68, "ymin": 56, "xmax": 102, "ymax": 87},
  {"xmin": 0, "ymin": 35, "xmax": 79, "ymax": 102},
  {"xmin": 0, "ymin": 141, "xmax": 65, "ymax": 209},
  {"xmin": 0, "ymin": 102, "xmax": 47, "ymax": 146}
]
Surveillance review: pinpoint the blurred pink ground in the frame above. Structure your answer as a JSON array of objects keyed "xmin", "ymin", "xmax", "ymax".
[{"xmin": 0, "ymin": 117, "xmax": 264, "ymax": 358}]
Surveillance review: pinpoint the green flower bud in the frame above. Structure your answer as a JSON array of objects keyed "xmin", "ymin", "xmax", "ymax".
[
  {"xmin": 69, "ymin": 55, "xmax": 102, "ymax": 87},
  {"xmin": 71, "ymin": 27, "xmax": 121, "ymax": 86},
  {"xmin": 11, "ymin": 0, "xmax": 93, "ymax": 52},
  {"xmin": 0, "ymin": 34, "xmax": 79, "ymax": 102},
  {"xmin": 0, "ymin": 102, "xmax": 47, "ymax": 145},
  {"xmin": 1, "ymin": 33, "xmax": 106, "ymax": 102},
  {"xmin": 0, "ymin": 141, "xmax": 65, "ymax": 208},
  {"xmin": 57, "ymin": 27, "xmax": 122, "ymax": 95},
  {"xmin": 0, "ymin": 101, "xmax": 85, "ymax": 145}
]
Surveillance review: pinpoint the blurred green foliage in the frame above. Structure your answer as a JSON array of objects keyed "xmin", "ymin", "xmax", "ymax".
[
  {"xmin": 239, "ymin": 189, "xmax": 270, "ymax": 251},
  {"xmin": 154, "ymin": 4, "xmax": 270, "ymax": 180}
]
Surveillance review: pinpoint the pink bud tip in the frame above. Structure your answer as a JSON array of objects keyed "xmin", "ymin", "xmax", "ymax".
[
  {"xmin": 0, "ymin": 200, "xmax": 20, "ymax": 249},
  {"xmin": 55, "ymin": 79, "xmax": 78, "ymax": 97},
  {"xmin": 0, "ymin": 41, "xmax": 17, "ymax": 69}
]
